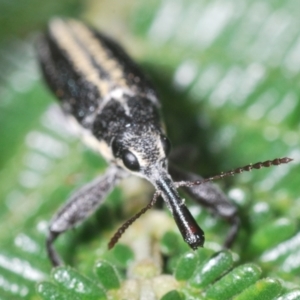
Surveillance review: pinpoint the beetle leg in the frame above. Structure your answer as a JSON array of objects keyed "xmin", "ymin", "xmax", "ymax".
[
  {"xmin": 169, "ymin": 164, "xmax": 240, "ymax": 248},
  {"xmin": 46, "ymin": 165, "xmax": 126, "ymax": 266}
]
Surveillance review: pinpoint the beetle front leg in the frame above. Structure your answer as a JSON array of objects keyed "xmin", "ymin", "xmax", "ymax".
[
  {"xmin": 169, "ymin": 164, "xmax": 240, "ymax": 248},
  {"xmin": 46, "ymin": 165, "xmax": 126, "ymax": 266}
]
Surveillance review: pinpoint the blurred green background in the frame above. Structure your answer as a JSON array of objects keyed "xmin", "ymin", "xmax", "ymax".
[{"xmin": 0, "ymin": 0, "xmax": 299, "ymax": 299}]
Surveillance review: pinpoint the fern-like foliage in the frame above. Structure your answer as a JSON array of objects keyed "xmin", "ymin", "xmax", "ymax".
[{"xmin": 0, "ymin": 0, "xmax": 299, "ymax": 299}]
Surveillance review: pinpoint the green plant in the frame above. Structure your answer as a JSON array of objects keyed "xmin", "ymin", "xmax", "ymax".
[{"xmin": 0, "ymin": 0, "xmax": 299, "ymax": 299}]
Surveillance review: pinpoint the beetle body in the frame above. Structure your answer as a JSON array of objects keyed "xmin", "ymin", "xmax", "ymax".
[
  {"xmin": 38, "ymin": 19, "xmax": 207, "ymax": 265},
  {"xmin": 39, "ymin": 19, "xmax": 162, "ymax": 162},
  {"xmin": 38, "ymin": 18, "xmax": 290, "ymax": 266}
]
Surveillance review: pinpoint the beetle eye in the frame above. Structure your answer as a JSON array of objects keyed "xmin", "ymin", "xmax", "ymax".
[
  {"xmin": 161, "ymin": 135, "xmax": 171, "ymax": 156},
  {"xmin": 122, "ymin": 150, "xmax": 140, "ymax": 171}
]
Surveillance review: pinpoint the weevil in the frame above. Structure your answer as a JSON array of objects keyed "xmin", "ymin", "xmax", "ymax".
[{"xmin": 37, "ymin": 18, "xmax": 292, "ymax": 266}]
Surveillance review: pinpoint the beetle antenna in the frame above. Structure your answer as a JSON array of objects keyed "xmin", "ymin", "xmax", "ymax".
[
  {"xmin": 175, "ymin": 157, "xmax": 293, "ymax": 188},
  {"xmin": 108, "ymin": 190, "xmax": 161, "ymax": 249}
]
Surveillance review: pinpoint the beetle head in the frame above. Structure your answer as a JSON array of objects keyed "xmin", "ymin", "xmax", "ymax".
[{"xmin": 111, "ymin": 125, "xmax": 171, "ymax": 180}]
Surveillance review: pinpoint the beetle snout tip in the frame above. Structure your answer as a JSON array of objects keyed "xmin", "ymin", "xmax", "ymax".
[{"xmin": 186, "ymin": 233, "xmax": 205, "ymax": 250}]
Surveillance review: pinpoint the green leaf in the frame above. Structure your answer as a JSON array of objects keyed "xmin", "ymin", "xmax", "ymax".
[
  {"xmin": 174, "ymin": 251, "xmax": 198, "ymax": 281},
  {"xmin": 51, "ymin": 266, "xmax": 106, "ymax": 300},
  {"xmin": 204, "ymin": 263, "xmax": 262, "ymax": 300},
  {"xmin": 233, "ymin": 278, "xmax": 282, "ymax": 300},
  {"xmin": 249, "ymin": 218, "xmax": 297, "ymax": 254},
  {"xmin": 94, "ymin": 260, "xmax": 121, "ymax": 290},
  {"xmin": 276, "ymin": 290, "xmax": 300, "ymax": 300},
  {"xmin": 161, "ymin": 290, "xmax": 184, "ymax": 300},
  {"xmin": 37, "ymin": 281, "xmax": 77, "ymax": 300},
  {"xmin": 189, "ymin": 250, "xmax": 234, "ymax": 289},
  {"xmin": 105, "ymin": 244, "xmax": 135, "ymax": 269},
  {"xmin": 160, "ymin": 231, "xmax": 183, "ymax": 256}
]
